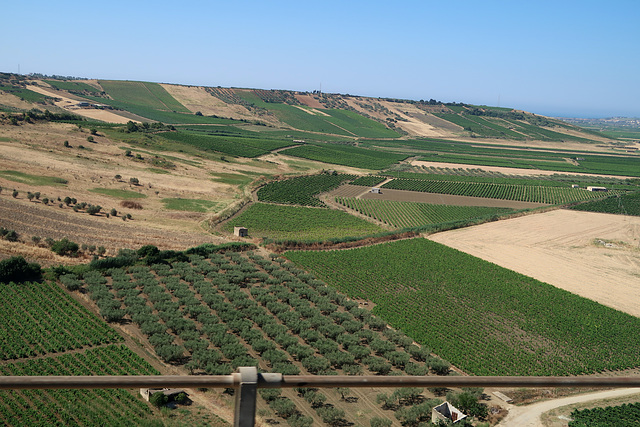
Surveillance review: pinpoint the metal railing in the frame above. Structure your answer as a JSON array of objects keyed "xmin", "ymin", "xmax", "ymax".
[{"xmin": 1, "ymin": 368, "xmax": 640, "ymax": 426}]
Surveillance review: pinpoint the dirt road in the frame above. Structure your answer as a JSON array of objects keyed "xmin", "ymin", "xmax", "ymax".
[{"xmin": 498, "ymin": 388, "xmax": 640, "ymax": 426}]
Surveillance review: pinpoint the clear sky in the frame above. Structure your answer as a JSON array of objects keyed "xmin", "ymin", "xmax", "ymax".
[{"xmin": 2, "ymin": 0, "xmax": 638, "ymax": 118}]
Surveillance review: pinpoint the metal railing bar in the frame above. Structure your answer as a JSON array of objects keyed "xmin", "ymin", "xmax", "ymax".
[{"xmin": 1, "ymin": 374, "xmax": 640, "ymax": 390}]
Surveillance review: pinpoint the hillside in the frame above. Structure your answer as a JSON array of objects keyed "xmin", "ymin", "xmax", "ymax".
[
  {"xmin": 0, "ymin": 72, "xmax": 614, "ymax": 143},
  {"xmin": 2, "ymin": 71, "xmax": 640, "ymax": 426}
]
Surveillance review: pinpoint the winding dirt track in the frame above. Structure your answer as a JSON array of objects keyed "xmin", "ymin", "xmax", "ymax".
[{"xmin": 498, "ymin": 388, "xmax": 640, "ymax": 426}]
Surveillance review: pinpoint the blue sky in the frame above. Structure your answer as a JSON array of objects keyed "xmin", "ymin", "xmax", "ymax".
[{"xmin": 2, "ymin": 1, "xmax": 638, "ymax": 118}]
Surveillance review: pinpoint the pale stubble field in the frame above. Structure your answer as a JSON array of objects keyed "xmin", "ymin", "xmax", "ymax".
[{"xmin": 428, "ymin": 209, "xmax": 640, "ymax": 317}]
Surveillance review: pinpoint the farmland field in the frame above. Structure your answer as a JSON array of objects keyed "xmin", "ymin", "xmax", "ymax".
[
  {"xmin": 335, "ymin": 197, "xmax": 514, "ymax": 229},
  {"xmin": 162, "ymin": 197, "xmax": 224, "ymax": 213},
  {"xmin": 569, "ymin": 191, "xmax": 640, "ymax": 216},
  {"xmin": 257, "ymin": 174, "xmax": 356, "ymax": 207},
  {"xmin": 0, "ymin": 170, "xmax": 68, "ymax": 186},
  {"xmin": 0, "ymin": 281, "xmax": 121, "ymax": 359},
  {"xmin": 280, "ymin": 143, "xmax": 407, "ymax": 170},
  {"xmin": 429, "ymin": 209, "xmax": 640, "ymax": 317},
  {"xmin": 159, "ymin": 131, "xmax": 293, "ymax": 158},
  {"xmin": 381, "ymin": 178, "xmax": 624, "ymax": 204},
  {"xmin": 225, "ymin": 202, "xmax": 383, "ymax": 240},
  {"xmin": 285, "ymin": 238, "xmax": 640, "ymax": 376},
  {"xmin": 0, "ymin": 278, "xmax": 166, "ymax": 426},
  {"xmin": 0, "ymin": 345, "xmax": 161, "ymax": 427},
  {"xmin": 74, "ymin": 247, "xmax": 449, "ymax": 425}
]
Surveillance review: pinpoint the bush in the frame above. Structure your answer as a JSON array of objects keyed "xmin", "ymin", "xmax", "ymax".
[
  {"xmin": 0, "ymin": 256, "xmax": 42, "ymax": 283},
  {"xmin": 50, "ymin": 238, "xmax": 79, "ymax": 257},
  {"xmin": 150, "ymin": 391, "xmax": 168, "ymax": 408}
]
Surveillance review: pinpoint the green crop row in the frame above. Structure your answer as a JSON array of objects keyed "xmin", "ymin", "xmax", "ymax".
[
  {"xmin": 285, "ymin": 238, "xmax": 640, "ymax": 376},
  {"xmin": 159, "ymin": 131, "xmax": 293, "ymax": 157},
  {"xmin": 569, "ymin": 402, "xmax": 640, "ymax": 426},
  {"xmin": 257, "ymin": 173, "xmax": 356, "ymax": 207},
  {"xmin": 569, "ymin": 191, "xmax": 640, "ymax": 216},
  {"xmin": 74, "ymin": 250, "xmax": 447, "ymax": 425},
  {"xmin": 335, "ymin": 197, "xmax": 513, "ymax": 229},
  {"xmin": 0, "ymin": 281, "xmax": 122, "ymax": 360},
  {"xmin": 281, "ymin": 144, "xmax": 407, "ymax": 170},
  {"xmin": 43, "ymin": 80, "xmax": 102, "ymax": 94},
  {"xmin": 226, "ymin": 202, "xmax": 383, "ymax": 240},
  {"xmin": 381, "ymin": 178, "xmax": 624, "ymax": 204},
  {"xmin": 0, "ymin": 345, "xmax": 158, "ymax": 426}
]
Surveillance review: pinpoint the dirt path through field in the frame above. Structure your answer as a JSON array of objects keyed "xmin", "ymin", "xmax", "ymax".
[
  {"xmin": 498, "ymin": 388, "xmax": 640, "ymax": 427},
  {"xmin": 428, "ymin": 209, "xmax": 640, "ymax": 317}
]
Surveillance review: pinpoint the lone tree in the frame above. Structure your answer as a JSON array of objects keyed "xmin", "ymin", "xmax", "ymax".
[{"xmin": 50, "ymin": 238, "xmax": 79, "ymax": 257}]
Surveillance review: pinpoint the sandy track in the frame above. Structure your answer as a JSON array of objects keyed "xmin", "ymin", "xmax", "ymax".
[{"xmin": 428, "ymin": 209, "xmax": 640, "ymax": 317}]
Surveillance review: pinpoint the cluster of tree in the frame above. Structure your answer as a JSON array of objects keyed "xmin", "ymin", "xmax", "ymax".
[
  {"xmin": 8, "ymin": 109, "xmax": 83, "ymax": 125},
  {"xmin": 123, "ymin": 120, "xmax": 174, "ymax": 133},
  {"xmin": 0, "ymin": 227, "xmax": 19, "ymax": 242},
  {"xmin": 0, "ymin": 256, "xmax": 42, "ymax": 283}
]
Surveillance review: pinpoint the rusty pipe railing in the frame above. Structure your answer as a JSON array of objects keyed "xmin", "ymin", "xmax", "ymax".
[{"xmin": 1, "ymin": 370, "xmax": 640, "ymax": 426}]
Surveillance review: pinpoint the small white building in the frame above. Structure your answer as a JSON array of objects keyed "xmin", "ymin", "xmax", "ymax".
[
  {"xmin": 432, "ymin": 402, "xmax": 467, "ymax": 424},
  {"xmin": 586, "ymin": 186, "xmax": 607, "ymax": 192},
  {"xmin": 571, "ymin": 184, "xmax": 579, "ymax": 188},
  {"xmin": 234, "ymin": 226, "xmax": 248, "ymax": 237},
  {"xmin": 371, "ymin": 187, "xmax": 381, "ymax": 194}
]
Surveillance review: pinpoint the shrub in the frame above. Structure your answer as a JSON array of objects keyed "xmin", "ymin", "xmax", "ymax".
[
  {"xmin": 0, "ymin": 256, "xmax": 42, "ymax": 283},
  {"xmin": 129, "ymin": 177, "xmax": 139, "ymax": 185},
  {"xmin": 120, "ymin": 200, "xmax": 143, "ymax": 209},
  {"xmin": 50, "ymin": 238, "xmax": 79, "ymax": 257},
  {"xmin": 150, "ymin": 392, "xmax": 168, "ymax": 408}
]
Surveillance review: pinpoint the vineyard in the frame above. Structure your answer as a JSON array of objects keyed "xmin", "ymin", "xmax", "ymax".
[
  {"xmin": 0, "ymin": 345, "xmax": 160, "ymax": 427},
  {"xmin": 569, "ymin": 401, "xmax": 640, "ymax": 426},
  {"xmin": 381, "ymin": 178, "xmax": 623, "ymax": 204},
  {"xmin": 0, "ymin": 281, "xmax": 122, "ymax": 360},
  {"xmin": 225, "ymin": 202, "xmax": 383, "ymax": 240},
  {"xmin": 335, "ymin": 197, "xmax": 514, "ymax": 229},
  {"xmin": 256, "ymin": 174, "xmax": 356, "ymax": 207},
  {"xmin": 284, "ymin": 238, "xmax": 640, "ymax": 376},
  {"xmin": 0, "ymin": 279, "xmax": 180, "ymax": 426},
  {"xmin": 73, "ymin": 247, "xmax": 453, "ymax": 426},
  {"xmin": 159, "ymin": 131, "xmax": 294, "ymax": 158},
  {"xmin": 280, "ymin": 144, "xmax": 407, "ymax": 170},
  {"xmin": 569, "ymin": 191, "xmax": 640, "ymax": 216}
]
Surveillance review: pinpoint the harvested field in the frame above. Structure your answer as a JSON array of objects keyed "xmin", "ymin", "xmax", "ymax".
[
  {"xmin": 330, "ymin": 184, "xmax": 547, "ymax": 209},
  {"xmin": 0, "ymin": 196, "xmax": 222, "ymax": 256},
  {"xmin": 428, "ymin": 209, "xmax": 640, "ymax": 317}
]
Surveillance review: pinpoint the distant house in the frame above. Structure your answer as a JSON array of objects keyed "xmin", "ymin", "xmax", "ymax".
[
  {"xmin": 571, "ymin": 184, "xmax": 579, "ymax": 188},
  {"xmin": 371, "ymin": 187, "xmax": 381, "ymax": 194},
  {"xmin": 234, "ymin": 226, "xmax": 248, "ymax": 237},
  {"xmin": 586, "ymin": 186, "xmax": 607, "ymax": 192},
  {"xmin": 76, "ymin": 102, "xmax": 89, "ymax": 107},
  {"xmin": 432, "ymin": 402, "xmax": 467, "ymax": 424}
]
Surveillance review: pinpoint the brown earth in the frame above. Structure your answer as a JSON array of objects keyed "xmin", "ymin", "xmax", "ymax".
[
  {"xmin": 294, "ymin": 94, "xmax": 325, "ymax": 109},
  {"xmin": 428, "ymin": 209, "xmax": 640, "ymax": 317}
]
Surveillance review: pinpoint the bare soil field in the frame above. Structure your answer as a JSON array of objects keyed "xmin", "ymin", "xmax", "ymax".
[
  {"xmin": 0, "ymin": 196, "xmax": 221, "ymax": 256},
  {"xmin": 294, "ymin": 94, "xmax": 325, "ymax": 109},
  {"xmin": 428, "ymin": 209, "xmax": 640, "ymax": 317},
  {"xmin": 331, "ymin": 184, "xmax": 547, "ymax": 209}
]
